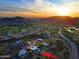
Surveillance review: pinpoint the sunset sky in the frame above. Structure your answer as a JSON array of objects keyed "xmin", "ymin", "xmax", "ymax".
[{"xmin": 0, "ymin": 0, "xmax": 79, "ymax": 17}]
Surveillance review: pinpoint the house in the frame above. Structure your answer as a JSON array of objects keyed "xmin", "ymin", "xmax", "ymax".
[
  {"xmin": 18, "ymin": 49, "xmax": 27, "ymax": 56},
  {"xmin": 42, "ymin": 42, "xmax": 49, "ymax": 46}
]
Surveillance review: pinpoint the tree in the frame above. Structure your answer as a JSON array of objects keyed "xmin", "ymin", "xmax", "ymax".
[{"xmin": 76, "ymin": 22, "xmax": 79, "ymax": 28}]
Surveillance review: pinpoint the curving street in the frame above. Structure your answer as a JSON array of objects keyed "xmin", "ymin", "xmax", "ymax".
[{"xmin": 59, "ymin": 29, "xmax": 78, "ymax": 59}]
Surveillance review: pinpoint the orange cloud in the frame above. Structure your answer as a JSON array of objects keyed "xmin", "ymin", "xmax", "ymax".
[{"xmin": 0, "ymin": 11, "xmax": 56, "ymax": 18}]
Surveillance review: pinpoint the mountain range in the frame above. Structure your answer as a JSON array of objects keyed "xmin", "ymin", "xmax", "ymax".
[
  {"xmin": 0, "ymin": 16, "xmax": 31, "ymax": 25},
  {"xmin": 0, "ymin": 16, "xmax": 79, "ymax": 26}
]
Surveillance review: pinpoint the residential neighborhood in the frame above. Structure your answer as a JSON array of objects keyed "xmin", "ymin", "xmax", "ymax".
[{"xmin": 0, "ymin": 23, "xmax": 78, "ymax": 59}]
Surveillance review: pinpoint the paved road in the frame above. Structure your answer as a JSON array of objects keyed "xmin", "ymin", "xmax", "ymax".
[{"xmin": 59, "ymin": 29, "xmax": 78, "ymax": 59}]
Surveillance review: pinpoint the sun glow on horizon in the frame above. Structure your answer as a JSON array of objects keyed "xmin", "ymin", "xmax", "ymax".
[{"xmin": 56, "ymin": 6, "xmax": 70, "ymax": 16}]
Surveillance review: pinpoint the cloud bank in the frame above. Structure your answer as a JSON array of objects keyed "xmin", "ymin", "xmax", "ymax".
[{"xmin": 0, "ymin": 0, "xmax": 79, "ymax": 17}]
